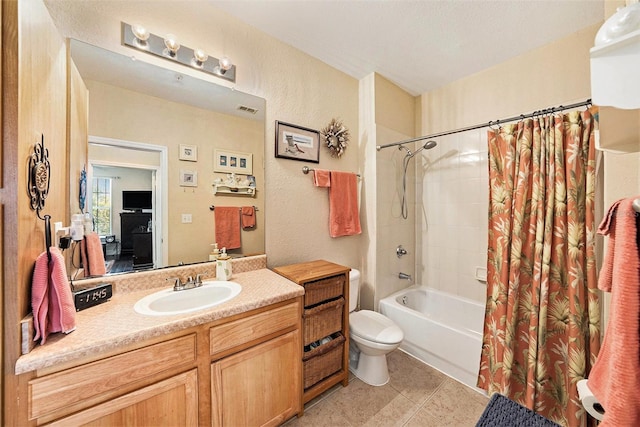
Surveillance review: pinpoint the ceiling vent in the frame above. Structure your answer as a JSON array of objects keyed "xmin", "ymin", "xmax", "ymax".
[{"xmin": 237, "ymin": 105, "xmax": 259, "ymax": 114}]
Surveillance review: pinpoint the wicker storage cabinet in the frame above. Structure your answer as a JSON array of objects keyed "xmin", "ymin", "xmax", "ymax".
[{"xmin": 273, "ymin": 260, "xmax": 350, "ymax": 404}]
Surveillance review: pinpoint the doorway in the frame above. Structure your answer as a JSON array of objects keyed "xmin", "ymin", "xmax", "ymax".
[{"xmin": 87, "ymin": 136, "xmax": 168, "ymax": 269}]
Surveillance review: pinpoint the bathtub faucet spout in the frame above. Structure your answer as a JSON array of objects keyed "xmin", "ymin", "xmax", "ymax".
[{"xmin": 398, "ymin": 272, "xmax": 412, "ymax": 281}]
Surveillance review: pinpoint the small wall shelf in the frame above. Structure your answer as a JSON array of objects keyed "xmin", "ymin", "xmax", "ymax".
[{"xmin": 213, "ymin": 184, "xmax": 256, "ymax": 197}]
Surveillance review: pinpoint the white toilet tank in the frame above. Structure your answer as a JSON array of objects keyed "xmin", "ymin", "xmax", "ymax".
[{"xmin": 349, "ymin": 269, "xmax": 360, "ymax": 312}]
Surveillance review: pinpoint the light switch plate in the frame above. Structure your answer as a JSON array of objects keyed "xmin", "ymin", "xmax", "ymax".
[{"xmin": 182, "ymin": 214, "xmax": 192, "ymax": 223}]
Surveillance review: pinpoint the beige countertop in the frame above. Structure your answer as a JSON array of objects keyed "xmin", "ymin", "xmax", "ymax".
[{"xmin": 15, "ymin": 268, "xmax": 303, "ymax": 375}]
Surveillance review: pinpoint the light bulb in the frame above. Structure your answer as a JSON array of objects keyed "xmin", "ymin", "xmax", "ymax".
[
  {"xmin": 193, "ymin": 48, "xmax": 208, "ymax": 66},
  {"xmin": 131, "ymin": 24, "xmax": 150, "ymax": 42},
  {"xmin": 218, "ymin": 56, "xmax": 233, "ymax": 74},
  {"xmin": 164, "ymin": 34, "xmax": 180, "ymax": 56}
]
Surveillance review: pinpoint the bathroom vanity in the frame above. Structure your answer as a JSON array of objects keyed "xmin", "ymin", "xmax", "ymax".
[
  {"xmin": 273, "ymin": 260, "xmax": 350, "ymax": 404},
  {"xmin": 15, "ymin": 261, "xmax": 304, "ymax": 426}
]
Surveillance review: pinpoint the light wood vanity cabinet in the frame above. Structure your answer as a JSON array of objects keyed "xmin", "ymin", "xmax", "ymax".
[
  {"xmin": 212, "ymin": 331, "xmax": 300, "ymax": 426},
  {"xmin": 47, "ymin": 369, "xmax": 199, "ymax": 426},
  {"xmin": 273, "ymin": 260, "xmax": 350, "ymax": 404},
  {"xmin": 210, "ymin": 299, "xmax": 302, "ymax": 426},
  {"xmin": 23, "ymin": 298, "xmax": 302, "ymax": 426}
]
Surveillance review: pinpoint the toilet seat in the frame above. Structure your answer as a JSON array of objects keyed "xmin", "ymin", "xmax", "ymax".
[{"xmin": 350, "ymin": 310, "xmax": 403, "ymax": 344}]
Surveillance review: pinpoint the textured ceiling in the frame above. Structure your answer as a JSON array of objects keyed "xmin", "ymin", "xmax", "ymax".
[{"xmin": 209, "ymin": 0, "xmax": 604, "ymax": 95}]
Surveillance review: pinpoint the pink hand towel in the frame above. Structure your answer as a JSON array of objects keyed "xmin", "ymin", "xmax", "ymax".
[
  {"xmin": 80, "ymin": 232, "xmax": 106, "ymax": 277},
  {"xmin": 32, "ymin": 247, "xmax": 76, "ymax": 344},
  {"xmin": 47, "ymin": 247, "xmax": 76, "ymax": 336},
  {"xmin": 215, "ymin": 207, "xmax": 241, "ymax": 249},
  {"xmin": 313, "ymin": 169, "xmax": 331, "ymax": 187},
  {"xmin": 328, "ymin": 171, "xmax": 361, "ymax": 238},
  {"xmin": 32, "ymin": 250, "xmax": 50, "ymax": 343},
  {"xmin": 588, "ymin": 197, "xmax": 640, "ymax": 426},
  {"xmin": 241, "ymin": 206, "xmax": 256, "ymax": 229}
]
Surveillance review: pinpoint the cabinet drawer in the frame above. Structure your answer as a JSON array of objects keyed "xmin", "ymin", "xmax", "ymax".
[
  {"xmin": 303, "ymin": 275, "xmax": 345, "ymax": 307},
  {"xmin": 210, "ymin": 301, "xmax": 299, "ymax": 356},
  {"xmin": 303, "ymin": 298, "xmax": 344, "ymax": 346},
  {"xmin": 302, "ymin": 333, "xmax": 345, "ymax": 389},
  {"xmin": 29, "ymin": 334, "xmax": 196, "ymax": 420}
]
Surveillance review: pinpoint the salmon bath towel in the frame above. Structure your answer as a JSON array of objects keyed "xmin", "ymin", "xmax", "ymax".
[
  {"xmin": 32, "ymin": 247, "xmax": 76, "ymax": 344},
  {"xmin": 215, "ymin": 206, "xmax": 241, "ymax": 249},
  {"xmin": 328, "ymin": 171, "xmax": 361, "ymax": 238},
  {"xmin": 588, "ymin": 197, "xmax": 640, "ymax": 426}
]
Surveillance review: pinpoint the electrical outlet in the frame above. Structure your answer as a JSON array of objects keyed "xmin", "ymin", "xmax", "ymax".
[{"xmin": 181, "ymin": 214, "xmax": 192, "ymax": 224}]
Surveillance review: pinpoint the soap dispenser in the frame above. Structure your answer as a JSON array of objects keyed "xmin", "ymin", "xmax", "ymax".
[
  {"xmin": 216, "ymin": 248, "xmax": 232, "ymax": 280},
  {"xmin": 209, "ymin": 243, "xmax": 220, "ymax": 261}
]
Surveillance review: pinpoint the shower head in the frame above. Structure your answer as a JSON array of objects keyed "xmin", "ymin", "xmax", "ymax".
[{"xmin": 422, "ymin": 140, "xmax": 437, "ymax": 150}]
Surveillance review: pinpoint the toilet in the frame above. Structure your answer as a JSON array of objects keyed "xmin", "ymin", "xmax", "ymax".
[{"xmin": 348, "ymin": 269, "xmax": 403, "ymax": 386}]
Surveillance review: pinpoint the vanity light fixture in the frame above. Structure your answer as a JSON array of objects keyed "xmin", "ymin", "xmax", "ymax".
[
  {"xmin": 163, "ymin": 33, "xmax": 180, "ymax": 57},
  {"xmin": 217, "ymin": 56, "xmax": 233, "ymax": 74},
  {"xmin": 130, "ymin": 23, "xmax": 150, "ymax": 48},
  {"xmin": 121, "ymin": 22, "xmax": 236, "ymax": 83},
  {"xmin": 192, "ymin": 48, "xmax": 208, "ymax": 68}
]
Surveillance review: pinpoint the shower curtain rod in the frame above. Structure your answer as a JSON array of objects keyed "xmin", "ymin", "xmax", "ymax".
[{"xmin": 376, "ymin": 98, "xmax": 592, "ymax": 151}]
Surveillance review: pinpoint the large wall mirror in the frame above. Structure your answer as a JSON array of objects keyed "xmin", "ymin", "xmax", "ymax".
[{"xmin": 70, "ymin": 40, "xmax": 266, "ymax": 280}]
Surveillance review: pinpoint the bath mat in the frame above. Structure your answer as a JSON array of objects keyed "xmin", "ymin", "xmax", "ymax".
[{"xmin": 475, "ymin": 393, "xmax": 560, "ymax": 427}]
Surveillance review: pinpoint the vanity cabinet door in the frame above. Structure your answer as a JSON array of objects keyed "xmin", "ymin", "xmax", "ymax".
[
  {"xmin": 48, "ymin": 369, "xmax": 198, "ymax": 426},
  {"xmin": 211, "ymin": 331, "xmax": 301, "ymax": 427}
]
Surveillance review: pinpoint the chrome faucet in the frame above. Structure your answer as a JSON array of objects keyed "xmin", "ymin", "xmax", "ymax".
[
  {"xmin": 167, "ymin": 274, "xmax": 203, "ymax": 291},
  {"xmin": 396, "ymin": 245, "xmax": 408, "ymax": 258},
  {"xmin": 398, "ymin": 272, "xmax": 412, "ymax": 281}
]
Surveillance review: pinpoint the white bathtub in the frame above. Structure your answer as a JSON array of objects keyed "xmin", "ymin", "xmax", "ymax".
[{"xmin": 379, "ymin": 285, "xmax": 486, "ymax": 389}]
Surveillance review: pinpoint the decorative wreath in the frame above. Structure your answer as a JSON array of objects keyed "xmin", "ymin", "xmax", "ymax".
[{"xmin": 320, "ymin": 118, "xmax": 350, "ymax": 158}]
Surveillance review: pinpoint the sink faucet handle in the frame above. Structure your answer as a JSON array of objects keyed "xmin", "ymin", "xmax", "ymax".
[
  {"xmin": 195, "ymin": 274, "xmax": 203, "ymax": 285},
  {"xmin": 167, "ymin": 277, "xmax": 183, "ymax": 290},
  {"xmin": 187, "ymin": 275, "xmax": 194, "ymax": 284}
]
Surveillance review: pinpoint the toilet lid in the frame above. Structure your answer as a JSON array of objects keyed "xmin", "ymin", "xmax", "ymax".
[{"xmin": 350, "ymin": 310, "xmax": 403, "ymax": 344}]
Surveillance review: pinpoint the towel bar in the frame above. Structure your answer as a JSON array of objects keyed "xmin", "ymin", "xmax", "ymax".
[
  {"xmin": 301, "ymin": 166, "xmax": 361, "ymax": 178},
  {"xmin": 209, "ymin": 205, "xmax": 259, "ymax": 211}
]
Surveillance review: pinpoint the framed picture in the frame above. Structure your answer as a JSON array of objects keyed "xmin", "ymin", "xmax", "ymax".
[
  {"xmin": 214, "ymin": 149, "xmax": 253, "ymax": 174},
  {"xmin": 179, "ymin": 169, "xmax": 198, "ymax": 187},
  {"xmin": 275, "ymin": 121, "xmax": 320, "ymax": 163},
  {"xmin": 179, "ymin": 144, "xmax": 198, "ymax": 161}
]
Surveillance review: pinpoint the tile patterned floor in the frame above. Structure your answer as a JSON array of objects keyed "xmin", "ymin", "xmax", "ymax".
[{"xmin": 286, "ymin": 350, "xmax": 489, "ymax": 427}]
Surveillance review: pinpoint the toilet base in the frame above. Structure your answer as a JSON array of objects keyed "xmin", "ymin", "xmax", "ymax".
[{"xmin": 349, "ymin": 352, "xmax": 390, "ymax": 386}]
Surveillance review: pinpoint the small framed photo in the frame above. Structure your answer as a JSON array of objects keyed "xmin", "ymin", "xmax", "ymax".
[
  {"xmin": 179, "ymin": 144, "xmax": 198, "ymax": 162},
  {"xmin": 275, "ymin": 121, "xmax": 320, "ymax": 163},
  {"xmin": 214, "ymin": 149, "xmax": 253, "ymax": 174},
  {"xmin": 179, "ymin": 169, "xmax": 198, "ymax": 187}
]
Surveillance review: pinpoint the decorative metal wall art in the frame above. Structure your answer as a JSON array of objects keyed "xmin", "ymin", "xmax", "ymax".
[{"xmin": 28, "ymin": 134, "xmax": 51, "ymax": 219}]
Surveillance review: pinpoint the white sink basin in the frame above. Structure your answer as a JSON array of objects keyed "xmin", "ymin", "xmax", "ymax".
[{"xmin": 134, "ymin": 281, "xmax": 242, "ymax": 316}]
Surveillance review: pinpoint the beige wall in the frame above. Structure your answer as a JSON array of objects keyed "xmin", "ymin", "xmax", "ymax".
[
  {"xmin": 45, "ymin": 1, "xmax": 361, "ymax": 271},
  {"xmin": 86, "ymin": 80, "xmax": 265, "ymax": 264}
]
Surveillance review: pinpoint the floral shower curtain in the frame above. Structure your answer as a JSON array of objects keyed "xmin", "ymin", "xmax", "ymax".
[{"xmin": 478, "ymin": 107, "xmax": 601, "ymax": 427}]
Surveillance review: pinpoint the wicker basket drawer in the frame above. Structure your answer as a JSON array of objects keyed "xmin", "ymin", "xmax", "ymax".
[
  {"xmin": 303, "ymin": 298, "xmax": 344, "ymax": 345},
  {"xmin": 303, "ymin": 275, "xmax": 345, "ymax": 307},
  {"xmin": 302, "ymin": 333, "xmax": 345, "ymax": 389}
]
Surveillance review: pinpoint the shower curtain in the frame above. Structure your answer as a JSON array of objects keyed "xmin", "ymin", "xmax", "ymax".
[{"xmin": 478, "ymin": 107, "xmax": 600, "ymax": 427}]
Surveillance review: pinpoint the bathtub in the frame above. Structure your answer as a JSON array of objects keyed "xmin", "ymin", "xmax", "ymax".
[{"xmin": 379, "ymin": 285, "xmax": 485, "ymax": 390}]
